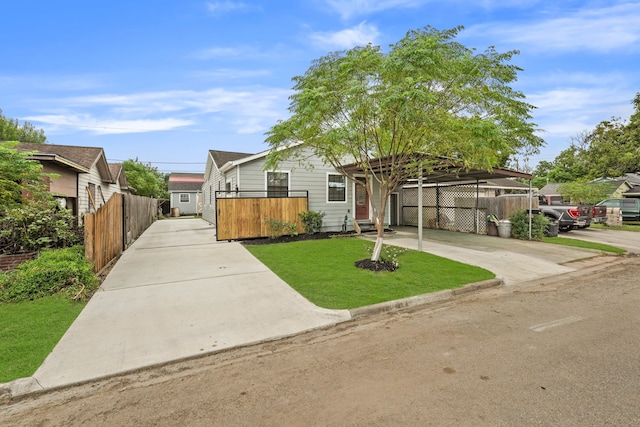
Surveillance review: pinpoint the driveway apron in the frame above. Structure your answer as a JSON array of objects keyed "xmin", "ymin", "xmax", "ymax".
[
  {"xmin": 373, "ymin": 228, "xmax": 599, "ymax": 285},
  {"xmin": 31, "ymin": 219, "xmax": 350, "ymax": 391}
]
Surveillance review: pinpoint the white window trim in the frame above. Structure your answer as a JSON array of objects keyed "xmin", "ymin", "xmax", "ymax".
[
  {"xmin": 179, "ymin": 193, "xmax": 190, "ymax": 203},
  {"xmin": 326, "ymin": 172, "xmax": 347, "ymax": 203}
]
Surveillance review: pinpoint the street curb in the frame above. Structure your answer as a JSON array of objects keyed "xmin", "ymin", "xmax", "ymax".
[
  {"xmin": 1, "ymin": 278, "xmax": 503, "ymax": 404},
  {"xmin": 348, "ymin": 278, "xmax": 503, "ymax": 319}
]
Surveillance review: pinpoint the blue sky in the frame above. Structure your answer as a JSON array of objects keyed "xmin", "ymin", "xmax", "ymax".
[{"xmin": 2, "ymin": 0, "xmax": 639, "ymax": 173}]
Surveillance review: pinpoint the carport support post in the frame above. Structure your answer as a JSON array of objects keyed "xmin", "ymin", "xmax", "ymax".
[
  {"xmin": 418, "ymin": 170, "xmax": 423, "ymax": 251},
  {"xmin": 529, "ymin": 179, "xmax": 533, "ymax": 240}
]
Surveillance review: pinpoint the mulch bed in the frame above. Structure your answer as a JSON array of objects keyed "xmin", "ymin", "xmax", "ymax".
[{"xmin": 240, "ymin": 231, "xmax": 356, "ymax": 246}]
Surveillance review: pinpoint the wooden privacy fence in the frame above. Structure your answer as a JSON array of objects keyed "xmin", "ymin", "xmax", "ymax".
[
  {"xmin": 84, "ymin": 194, "xmax": 124, "ymax": 273},
  {"xmin": 216, "ymin": 191, "xmax": 308, "ymax": 241},
  {"xmin": 85, "ymin": 193, "xmax": 159, "ymax": 272},
  {"xmin": 124, "ymin": 193, "xmax": 158, "ymax": 247},
  {"xmin": 477, "ymin": 195, "xmax": 538, "ymax": 220}
]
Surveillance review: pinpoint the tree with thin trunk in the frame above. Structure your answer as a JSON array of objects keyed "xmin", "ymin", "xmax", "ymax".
[{"xmin": 266, "ymin": 26, "xmax": 543, "ymax": 261}]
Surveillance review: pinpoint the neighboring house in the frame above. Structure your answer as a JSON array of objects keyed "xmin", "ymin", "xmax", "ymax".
[
  {"xmin": 623, "ymin": 185, "xmax": 640, "ymax": 198},
  {"xmin": 538, "ymin": 183, "xmax": 563, "ymax": 196},
  {"xmin": 168, "ymin": 173, "xmax": 205, "ymax": 216},
  {"xmin": 16, "ymin": 142, "xmax": 131, "ymax": 223},
  {"xmin": 472, "ymin": 178, "xmax": 532, "ymax": 197},
  {"xmin": 202, "ymin": 147, "xmax": 363, "ymax": 232}
]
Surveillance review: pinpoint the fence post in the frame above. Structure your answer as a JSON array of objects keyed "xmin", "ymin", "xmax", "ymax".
[{"xmin": 84, "ymin": 213, "xmax": 95, "ymax": 268}]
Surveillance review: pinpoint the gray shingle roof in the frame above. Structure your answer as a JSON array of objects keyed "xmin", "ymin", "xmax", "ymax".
[
  {"xmin": 16, "ymin": 142, "xmax": 114, "ymax": 183},
  {"xmin": 16, "ymin": 142, "xmax": 105, "ymax": 169},
  {"xmin": 209, "ymin": 150, "xmax": 252, "ymax": 168}
]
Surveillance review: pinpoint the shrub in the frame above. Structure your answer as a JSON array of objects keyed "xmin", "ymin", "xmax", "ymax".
[
  {"xmin": 364, "ymin": 244, "xmax": 408, "ymax": 269},
  {"xmin": 509, "ymin": 209, "xmax": 550, "ymax": 241},
  {"xmin": 264, "ymin": 217, "xmax": 298, "ymax": 239},
  {"xmin": 0, "ymin": 199, "xmax": 82, "ymax": 254},
  {"xmin": 0, "ymin": 246, "xmax": 98, "ymax": 303},
  {"xmin": 298, "ymin": 210, "xmax": 325, "ymax": 234}
]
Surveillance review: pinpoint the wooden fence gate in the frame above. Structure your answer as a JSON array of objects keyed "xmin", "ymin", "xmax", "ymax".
[{"xmin": 216, "ymin": 192, "xmax": 308, "ymax": 241}]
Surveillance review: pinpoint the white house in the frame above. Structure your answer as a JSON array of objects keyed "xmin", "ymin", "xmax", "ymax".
[{"xmin": 202, "ymin": 147, "xmax": 386, "ymax": 232}]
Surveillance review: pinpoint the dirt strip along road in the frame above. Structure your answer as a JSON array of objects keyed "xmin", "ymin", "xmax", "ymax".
[{"xmin": 2, "ymin": 257, "xmax": 640, "ymax": 426}]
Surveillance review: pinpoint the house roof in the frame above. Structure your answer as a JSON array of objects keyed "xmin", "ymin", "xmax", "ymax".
[
  {"xmin": 16, "ymin": 142, "xmax": 115, "ymax": 183},
  {"xmin": 623, "ymin": 185, "xmax": 640, "ymax": 196},
  {"xmin": 108, "ymin": 163, "xmax": 133, "ymax": 192},
  {"xmin": 168, "ymin": 172, "xmax": 204, "ymax": 192},
  {"xmin": 209, "ymin": 150, "xmax": 253, "ymax": 168},
  {"xmin": 483, "ymin": 178, "xmax": 531, "ymax": 189},
  {"xmin": 343, "ymin": 155, "xmax": 532, "ymax": 184},
  {"xmin": 539, "ymin": 183, "xmax": 562, "ymax": 195}
]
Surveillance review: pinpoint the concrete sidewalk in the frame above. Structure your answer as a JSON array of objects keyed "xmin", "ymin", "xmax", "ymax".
[
  {"xmin": 13, "ymin": 219, "xmax": 350, "ymax": 395},
  {"xmin": 4, "ymin": 221, "xmax": 615, "ymax": 398}
]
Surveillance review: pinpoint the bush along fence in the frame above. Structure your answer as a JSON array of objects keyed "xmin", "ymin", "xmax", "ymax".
[{"xmin": 84, "ymin": 193, "xmax": 160, "ymax": 272}]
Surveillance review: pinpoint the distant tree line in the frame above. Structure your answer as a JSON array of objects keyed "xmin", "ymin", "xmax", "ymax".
[{"xmin": 533, "ymin": 92, "xmax": 640, "ymax": 189}]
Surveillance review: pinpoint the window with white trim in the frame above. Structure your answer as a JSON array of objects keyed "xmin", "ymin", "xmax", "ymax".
[
  {"xmin": 327, "ymin": 174, "xmax": 346, "ymax": 202},
  {"xmin": 179, "ymin": 193, "xmax": 190, "ymax": 203}
]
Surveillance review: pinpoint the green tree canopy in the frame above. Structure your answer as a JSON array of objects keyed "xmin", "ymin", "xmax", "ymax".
[
  {"xmin": 0, "ymin": 109, "xmax": 47, "ymax": 143},
  {"xmin": 122, "ymin": 159, "xmax": 168, "ymax": 199},
  {"xmin": 0, "ymin": 142, "xmax": 51, "ymax": 211},
  {"xmin": 533, "ymin": 92, "xmax": 640, "ymax": 185},
  {"xmin": 266, "ymin": 26, "xmax": 543, "ymax": 260}
]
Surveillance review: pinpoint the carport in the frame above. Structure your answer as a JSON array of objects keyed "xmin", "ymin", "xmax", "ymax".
[
  {"xmin": 344, "ymin": 159, "xmax": 534, "ymax": 248},
  {"xmin": 410, "ymin": 164, "xmax": 533, "ymax": 249}
]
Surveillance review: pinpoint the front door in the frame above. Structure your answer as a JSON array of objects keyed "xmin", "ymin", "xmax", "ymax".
[{"xmin": 355, "ymin": 179, "xmax": 369, "ymax": 220}]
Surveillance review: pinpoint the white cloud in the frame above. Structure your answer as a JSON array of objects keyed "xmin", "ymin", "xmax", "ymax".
[
  {"xmin": 192, "ymin": 44, "xmax": 290, "ymax": 60},
  {"xmin": 323, "ymin": 0, "xmax": 426, "ymax": 20},
  {"xmin": 206, "ymin": 1, "xmax": 256, "ymax": 15},
  {"xmin": 193, "ymin": 47, "xmax": 244, "ymax": 59},
  {"xmin": 23, "ymin": 86, "xmax": 291, "ymax": 136},
  {"xmin": 310, "ymin": 22, "xmax": 380, "ymax": 50},
  {"xmin": 192, "ymin": 69, "xmax": 272, "ymax": 80},
  {"xmin": 466, "ymin": 2, "xmax": 640, "ymax": 53},
  {"xmin": 23, "ymin": 114, "xmax": 193, "ymax": 134}
]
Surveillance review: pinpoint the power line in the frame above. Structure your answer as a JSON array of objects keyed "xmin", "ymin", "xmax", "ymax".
[{"xmin": 109, "ymin": 158, "xmax": 205, "ymax": 165}]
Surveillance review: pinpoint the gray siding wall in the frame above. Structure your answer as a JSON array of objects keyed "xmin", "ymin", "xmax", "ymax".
[
  {"xmin": 201, "ymin": 156, "xmax": 229, "ymax": 225},
  {"xmin": 170, "ymin": 191, "xmax": 199, "ymax": 215},
  {"xmin": 236, "ymin": 149, "xmax": 352, "ymax": 232}
]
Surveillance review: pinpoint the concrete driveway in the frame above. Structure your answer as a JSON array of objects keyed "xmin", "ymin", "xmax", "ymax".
[
  {"xmin": 7, "ymin": 220, "xmax": 617, "ymax": 397},
  {"xmin": 563, "ymin": 227, "xmax": 640, "ymax": 253},
  {"xmin": 22, "ymin": 219, "xmax": 350, "ymax": 392},
  {"xmin": 370, "ymin": 227, "xmax": 615, "ymax": 286}
]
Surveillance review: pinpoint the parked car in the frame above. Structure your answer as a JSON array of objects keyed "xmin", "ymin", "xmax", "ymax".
[
  {"xmin": 590, "ymin": 205, "xmax": 608, "ymax": 225},
  {"xmin": 596, "ymin": 198, "xmax": 640, "ymax": 222},
  {"xmin": 537, "ymin": 195, "xmax": 591, "ymax": 231}
]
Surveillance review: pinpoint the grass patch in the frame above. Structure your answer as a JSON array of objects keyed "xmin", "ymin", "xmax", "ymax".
[
  {"xmin": 543, "ymin": 237, "xmax": 626, "ymax": 254},
  {"xmin": 245, "ymin": 238, "xmax": 495, "ymax": 309},
  {"xmin": 0, "ymin": 295, "xmax": 85, "ymax": 382},
  {"xmin": 591, "ymin": 223, "xmax": 640, "ymax": 232}
]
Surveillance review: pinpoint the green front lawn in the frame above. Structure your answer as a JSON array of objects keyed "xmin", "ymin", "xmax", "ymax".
[
  {"xmin": 0, "ymin": 295, "xmax": 85, "ymax": 383},
  {"xmin": 245, "ymin": 237, "xmax": 495, "ymax": 309},
  {"xmin": 591, "ymin": 223, "xmax": 640, "ymax": 232},
  {"xmin": 543, "ymin": 236, "xmax": 626, "ymax": 254}
]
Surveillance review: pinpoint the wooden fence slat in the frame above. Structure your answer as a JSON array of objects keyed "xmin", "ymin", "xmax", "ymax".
[
  {"xmin": 216, "ymin": 197, "xmax": 307, "ymax": 240},
  {"xmin": 85, "ymin": 193, "xmax": 159, "ymax": 272}
]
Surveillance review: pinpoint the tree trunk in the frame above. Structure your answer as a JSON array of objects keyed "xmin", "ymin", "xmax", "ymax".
[{"xmin": 370, "ymin": 214, "xmax": 385, "ymax": 262}]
